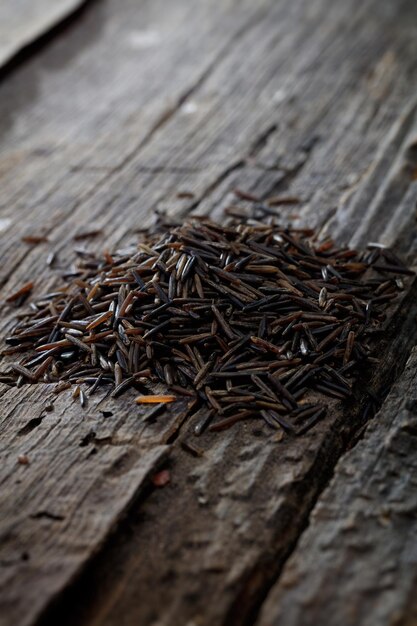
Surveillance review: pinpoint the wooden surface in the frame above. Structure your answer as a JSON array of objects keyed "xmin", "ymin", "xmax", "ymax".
[
  {"xmin": 0, "ymin": 0, "xmax": 417, "ymax": 625},
  {"xmin": 258, "ymin": 346, "xmax": 417, "ymax": 626},
  {"xmin": 0, "ymin": 0, "xmax": 88, "ymax": 69}
]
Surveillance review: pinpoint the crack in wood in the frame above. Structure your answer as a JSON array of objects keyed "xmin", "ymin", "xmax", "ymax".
[
  {"xmin": 30, "ymin": 511, "xmax": 65, "ymax": 522},
  {"xmin": 247, "ymin": 124, "xmax": 278, "ymax": 159},
  {"xmin": 256, "ymin": 347, "xmax": 417, "ymax": 626},
  {"xmin": 223, "ymin": 278, "xmax": 417, "ymax": 626},
  {"xmin": 17, "ymin": 416, "xmax": 45, "ymax": 437}
]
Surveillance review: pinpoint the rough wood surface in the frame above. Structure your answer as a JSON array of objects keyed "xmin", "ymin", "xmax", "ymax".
[
  {"xmin": 0, "ymin": 399, "xmax": 168, "ymax": 626},
  {"xmin": 257, "ymin": 346, "xmax": 417, "ymax": 626},
  {"xmin": 35, "ymin": 282, "xmax": 417, "ymax": 626},
  {"xmin": 0, "ymin": 0, "xmax": 89, "ymax": 69},
  {"xmin": 0, "ymin": 0, "xmax": 417, "ymax": 625}
]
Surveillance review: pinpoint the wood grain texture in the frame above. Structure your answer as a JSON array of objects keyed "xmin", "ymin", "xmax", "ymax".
[
  {"xmin": 0, "ymin": 0, "xmax": 89, "ymax": 69},
  {"xmin": 36, "ymin": 279, "xmax": 417, "ymax": 626},
  {"xmin": 0, "ymin": 408, "xmax": 168, "ymax": 626},
  {"xmin": 0, "ymin": 0, "xmax": 417, "ymax": 625},
  {"xmin": 257, "ymin": 346, "xmax": 417, "ymax": 626}
]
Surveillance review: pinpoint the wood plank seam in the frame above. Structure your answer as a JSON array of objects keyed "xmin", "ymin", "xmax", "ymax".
[
  {"xmin": 0, "ymin": 0, "xmax": 95, "ymax": 78},
  {"xmin": 256, "ymin": 346, "xmax": 417, "ymax": 626},
  {"xmin": 221, "ymin": 280, "xmax": 417, "ymax": 626}
]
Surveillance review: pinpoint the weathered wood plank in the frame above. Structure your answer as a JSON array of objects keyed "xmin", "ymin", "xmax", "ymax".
[
  {"xmin": 257, "ymin": 346, "xmax": 417, "ymax": 626},
  {"xmin": 23, "ymin": 0, "xmax": 417, "ymax": 621},
  {"xmin": 0, "ymin": 1, "xmax": 279, "ymax": 623},
  {"xmin": 1, "ymin": 0, "xmax": 417, "ymax": 625},
  {"xmin": 0, "ymin": 0, "xmax": 89, "ymax": 69},
  {"xmin": 0, "ymin": 0, "xmax": 270, "ymax": 289},
  {"xmin": 0, "ymin": 387, "xmax": 170, "ymax": 626},
  {"xmin": 36, "ymin": 279, "xmax": 417, "ymax": 626}
]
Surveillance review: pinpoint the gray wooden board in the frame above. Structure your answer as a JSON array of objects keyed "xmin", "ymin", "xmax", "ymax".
[
  {"xmin": 257, "ymin": 346, "xmax": 417, "ymax": 626},
  {"xmin": 35, "ymin": 280, "xmax": 417, "ymax": 626},
  {"xmin": 0, "ymin": 0, "xmax": 417, "ymax": 624},
  {"xmin": 0, "ymin": 401, "xmax": 169, "ymax": 626},
  {"xmin": 0, "ymin": 0, "xmax": 88, "ymax": 69}
]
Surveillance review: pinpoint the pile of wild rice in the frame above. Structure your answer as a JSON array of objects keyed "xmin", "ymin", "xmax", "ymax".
[{"xmin": 1, "ymin": 211, "xmax": 412, "ymax": 435}]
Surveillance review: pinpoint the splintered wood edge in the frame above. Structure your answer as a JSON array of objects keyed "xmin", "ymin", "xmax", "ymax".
[{"xmin": 257, "ymin": 346, "xmax": 417, "ymax": 626}]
